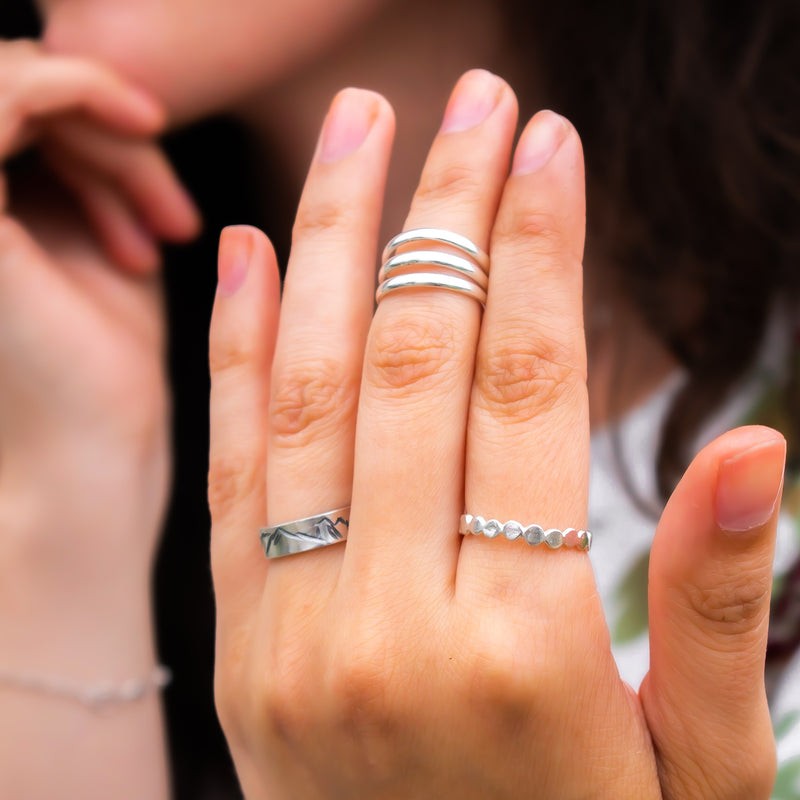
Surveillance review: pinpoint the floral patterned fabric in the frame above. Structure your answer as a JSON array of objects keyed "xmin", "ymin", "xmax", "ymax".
[{"xmin": 589, "ymin": 310, "xmax": 800, "ymax": 799}]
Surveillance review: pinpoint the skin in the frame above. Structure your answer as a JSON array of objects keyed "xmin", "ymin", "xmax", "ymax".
[
  {"xmin": 207, "ymin": 72, "xmax": 782, "ymax": 799},
  {"xmin": 0, "ymin": 1, "xmax": 785, "ymax": 797}
]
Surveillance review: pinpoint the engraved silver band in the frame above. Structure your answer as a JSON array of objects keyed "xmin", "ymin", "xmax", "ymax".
[
  {"xmin": 260, "ymin": 506, "xmax": 350, "ymax": 559},
  {"xmin": 376, "ymin": 228, "xmax": 489, "ymax": 306},
  {"xmin": 460, "ymin": 514, "xmax": 592, "ymax": 551}
]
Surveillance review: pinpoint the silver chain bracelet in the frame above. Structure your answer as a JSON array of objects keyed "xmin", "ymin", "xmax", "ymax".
[{"xmin": 0, "ymin": 665, "xmax": 172, "ymax": 709}]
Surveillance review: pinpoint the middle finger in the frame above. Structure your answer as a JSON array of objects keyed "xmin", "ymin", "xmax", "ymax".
[{"xmin": 346, "ymin": 70, "xmax": 518, "ymax": 591}]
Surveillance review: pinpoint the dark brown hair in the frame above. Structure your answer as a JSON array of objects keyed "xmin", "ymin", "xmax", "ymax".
[{"xmin": 505, "ymin": 0, "xmax": 800, "ymax": 498}]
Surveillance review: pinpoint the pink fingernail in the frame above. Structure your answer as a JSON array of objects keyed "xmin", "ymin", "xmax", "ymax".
[
  {"xmin": 218, "ymin": 226, "xmax": 254, "ymax": 296},
  {"xmin": 715, "ymin": 430, "xmax": 786, "ymax": 532},
  {"xmin": 512, "ymin": 110, "xmax": 570, "ymax": 175},
  {"xmin": 319, "ymin": 89, "xmax": 378, "ymax": 163},
  {"xmin": 440, "ymin": 70, "xmax": 503, "ymax": 134}
]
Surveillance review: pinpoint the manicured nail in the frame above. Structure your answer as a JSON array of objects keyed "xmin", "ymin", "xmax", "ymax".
[
  {"xmin": 319, "ymin": 89, "xmax": 377, "ymax": 163},
  {"xmin": 440, "ymin": 70, "xmax": 503, "ymax": 134},
  {"xmin": 715, "ymin": 430, "xmax": 786, "ymax": 532},
  {"xmin": 218, "ymin": 226, "xmax": 254, "ymax": 296},
  {"xmin": 512, "ymin": 110, "xmax": 570, "ymax": 175}
]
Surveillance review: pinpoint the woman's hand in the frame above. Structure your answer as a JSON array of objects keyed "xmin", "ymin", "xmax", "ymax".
[
  {"xmin": 0, "ymin": 41, "xmax": 199, "ymax": 800},
  {"xmin": 0, "ymin": 39, "xmax": 199, "ymax": 572},
  {"xmin": 209, "ymin": 71, "xmax": 783, "ymax": 799}
]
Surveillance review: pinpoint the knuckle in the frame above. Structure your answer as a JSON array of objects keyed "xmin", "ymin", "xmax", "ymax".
[
  {"xmin": 209, "ymin": 337, "xmax": 255, "ymax": 376},
  {"xmin": 327, "ymin": 634, "xmax": 399, "ymax": 734},
  {"xmin": 475, "ymin": 335, "xmax": 585, "ymax": 422},
  {"xmin": 259, "ymin": 659, "xmax": 311, "ymax": 746},
  {"xmin": 207, "ymin": 454, "xmax": 263, "ymax": 521},
  {"xmin": 460, "ymin": 636, "xmax": 541, "ymax": 736},
  {"xmin": 493, "ymin": 207, "xmax": 578, "ymax": 261},
  {"xmin": 292, "ymin": 199, "xmax": 350, "ymax": 243},
  {"xmin": 414, "ymin": 161, "xmax": 484, "ymax": 208},
  {"xmin": 366, "ymin": 311, "xmax": 460, "ymax": 396},
  {"xmin": 270, "ymin": 358, "xmax": 357, "ymax": 446},
  {"xmin": 684, "ymin": 566, "xmax": 771, "ymax": 635}
]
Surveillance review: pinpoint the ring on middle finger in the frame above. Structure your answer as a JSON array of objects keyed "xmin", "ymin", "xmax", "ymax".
[{"xmin": 375, "ymin": 227, "xmax": 489, "ymax": 305}]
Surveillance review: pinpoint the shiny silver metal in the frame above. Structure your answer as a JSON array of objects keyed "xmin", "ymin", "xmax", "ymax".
[
  {"xmin": 379, "ymin": 250, "xmax": 489, "ymax": 290},
  {"xmin": 375, "ymin": 272, "xmax": 487, "ymax": 305},
  {"xmin": 260, "ymin": 506, "xmax": 350, "ymax": 559},
  {"xmin": 459, "ymin": 514, "xmax": 592, "ymax": 552},
  {"xmin": 382, "ymin": 227, "xmax": 489, "ymax": 272}
]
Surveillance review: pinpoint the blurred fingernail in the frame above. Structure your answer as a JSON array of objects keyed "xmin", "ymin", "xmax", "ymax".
[
  {"xmin": 127, "ymin": 86, "xmax": 167, "ymax": 130},
  {"xmin": 319, "ymin": 89, "xmax": 378, "ymax": 163},
  {"xmin": 512, "ymin": 110, "xmax": 570, "ymax": 175},
  {"xmin": 440, "ymin": 70, "xmax": 503, "ymax": 134},
  {"xmin": 715, "ymin": 430, "xmax": 786, "ymax": 532},
  {"xmin": 218, "ymin": 226, "xmax": 254, "ymax": 296}
]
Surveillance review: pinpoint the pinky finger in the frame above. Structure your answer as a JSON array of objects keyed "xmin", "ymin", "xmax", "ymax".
[{"xmin": 47, "ymin": 153, "xmax": 161, "ymax": 274}]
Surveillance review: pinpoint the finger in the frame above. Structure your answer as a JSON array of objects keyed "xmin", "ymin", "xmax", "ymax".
[
  {"xmin": 459, "ymin": 111, "xmax": 592, "ymax": 599},
  {"xmin": 263, "ymin": 88, "xmax": 394, "ymax": 600},
  {"xmin": 44, "ymin": 121, "xmax": 200, "ymax": 243},
  {"xmin": 209, "ymin": 226, "xmax": 281, "ymax": 636},
  {"xmin": 641, "ymin": 425, "xmax": 784, "ymax": 800},
  {"xmin": 347, "ymin": 70, "xmax": 518, "ymax": 590},
  {"xmin": 47, "ymin": 153, "xmax": 161, "ymax": 274},
  {"xmin": 0, "ymin": 42, "xmax": 164, "ymax": 157}
]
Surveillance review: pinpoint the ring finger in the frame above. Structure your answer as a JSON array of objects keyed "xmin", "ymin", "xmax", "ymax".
[{"xmin": 264, "ymin": 88, "xmax": 395, "ymax": 599}]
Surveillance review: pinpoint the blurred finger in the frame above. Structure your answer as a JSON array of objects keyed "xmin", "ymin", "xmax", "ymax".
[
  {"xmin": 44, "ymin": 120, "xmax": 200, "ymax": 243},
  {"xmin": 0, "ymin": 42, "xmax": 163, "ymax": 158},
  {"xmin": 46, "ymin": 152, "xmax": 160, "ymax": 274}
]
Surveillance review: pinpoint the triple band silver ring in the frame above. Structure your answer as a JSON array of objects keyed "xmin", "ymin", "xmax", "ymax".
[{"xmin": 375, "ymin": 227, "xmax": 489, "ymax": 305}]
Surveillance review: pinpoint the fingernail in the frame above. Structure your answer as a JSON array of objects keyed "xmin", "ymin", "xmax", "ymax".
[
  {"xmin": 512, "ymin": 110, "xmax": 570, "ymax": 175},
  {"xmin": 218, "ymin": 226, "xmax": 254, "ymax": 296},
  {"xmin": 127, "ymin": 86, "xmax": 167, "ymax": 130},
  {"xmin": 319, "ymin": 89, "xmax": 378, "ymax": 163},
  {"xmin": 715, "ymin": 430, "xmax": 786, "ymax": 532},
  {"xmin": 440, "ymin": 70, "xmax": 503, "ymax": 134}
]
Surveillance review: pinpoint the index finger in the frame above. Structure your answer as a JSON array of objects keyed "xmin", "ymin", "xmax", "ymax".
[{"xmin": 0, "ymin": 44, "xmax": 163, "ymax": 156}]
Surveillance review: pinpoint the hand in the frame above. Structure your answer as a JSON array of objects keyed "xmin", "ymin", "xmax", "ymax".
[
  {"xmin": 209, "ymin": 71, "xmax": 782, "ymax": 799},
  {"xmin": 0, "ymin": 40, "xmax": 199, "ymax": 575}
]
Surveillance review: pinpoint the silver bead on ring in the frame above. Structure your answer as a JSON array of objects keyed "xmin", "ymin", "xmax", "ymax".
[{"xmin": 459, "ymin": 514, "xmax": 592, "ymax": 551}]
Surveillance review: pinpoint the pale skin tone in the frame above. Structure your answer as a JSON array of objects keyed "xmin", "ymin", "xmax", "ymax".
[
  {"xmin": 209, "ymin": 72, "xmax": 784, "ymax": 799},
  {"xmin": 0, "ymin": 0, "xmax": 786, "ymax": 797}
]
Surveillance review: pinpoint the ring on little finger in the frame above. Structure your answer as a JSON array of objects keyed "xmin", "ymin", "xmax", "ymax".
[
  {"xmin": 460, "ymin": 514, "xmax": 592, "ymax": 551},
  {"xmin": 260, "ymin": 507, "xmax": 350, "ymax": 558}
]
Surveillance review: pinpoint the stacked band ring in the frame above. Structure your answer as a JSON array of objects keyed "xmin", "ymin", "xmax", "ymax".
[
  {"xmin": 375, "ymin": 228, "xmax": 489, "ymax": 305},
  {"xmin": 460, "ymin": 514, "xmax": 592, "ymax": 551}
]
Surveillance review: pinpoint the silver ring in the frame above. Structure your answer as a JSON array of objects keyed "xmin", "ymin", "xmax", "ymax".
[
  {"xmin": 379, "ymin": 250, "xmax": 489, "ymax": 290},
  {"xmin": 260, "ymin": 506, "xmax": 350, "ymax": 559},
  {"xmin": 382, "ymin": 227, "xmax": 489, "ymax": 272},
  {"xmin": 459, "ymin": 514, "xmax": 592, "ymax": 551},
  {"xmin": 375, "ymin": 272, "xmax": 487, "ymax": 305}
]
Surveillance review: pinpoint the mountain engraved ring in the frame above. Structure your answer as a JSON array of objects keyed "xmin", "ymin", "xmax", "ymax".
[
  {"xmin": 460, "ymin": 514, "xmax": 592, "ymax": 552},
  {"xmin": 260, "ymin": 507, "xmax": 350, "ymax": 559}
]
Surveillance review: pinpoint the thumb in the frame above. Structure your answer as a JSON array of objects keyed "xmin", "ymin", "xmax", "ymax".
[{"xmin": 641, "ymin": 425, "xmax": 785, "ymax": 800}]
